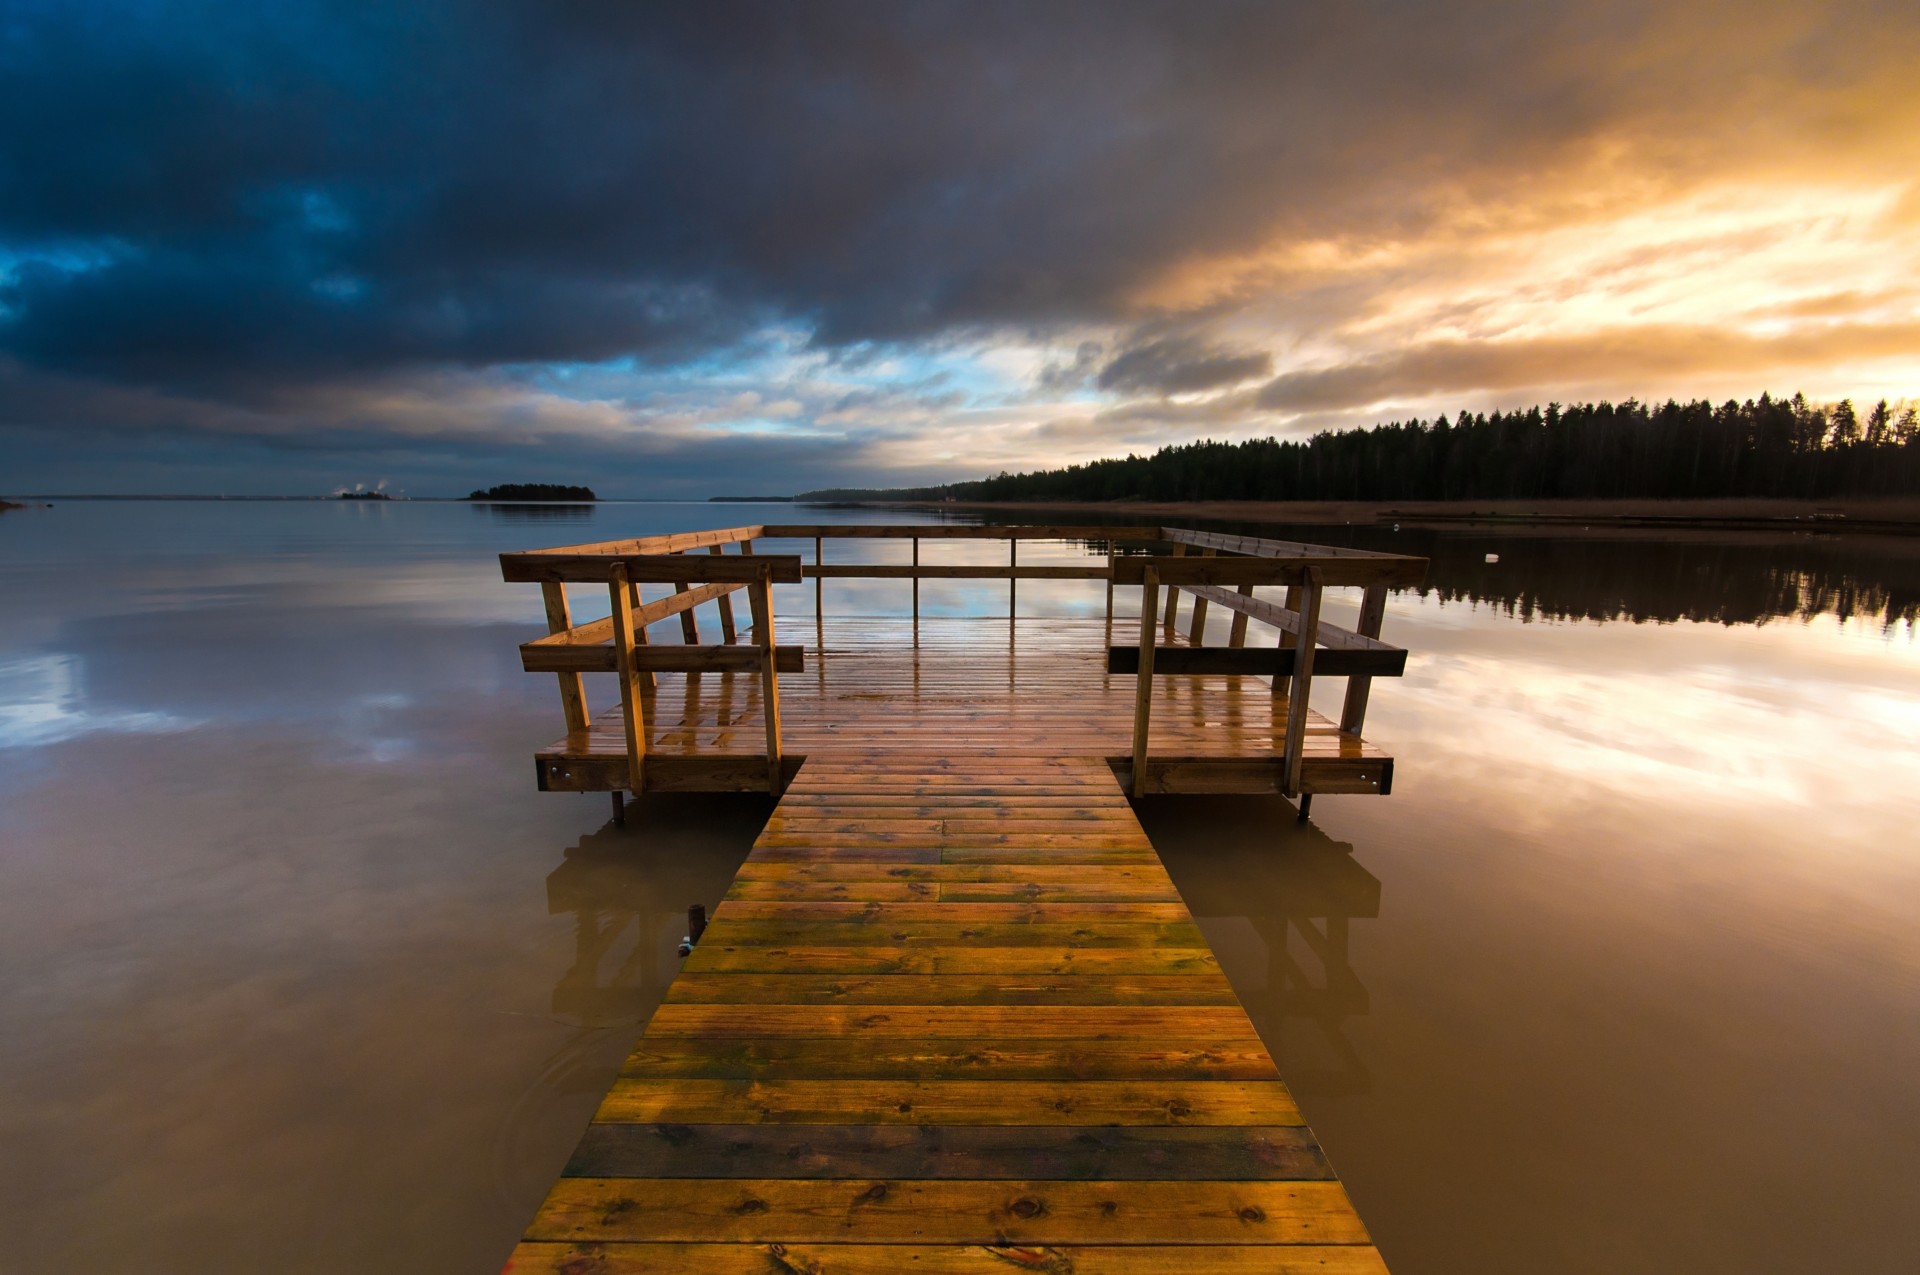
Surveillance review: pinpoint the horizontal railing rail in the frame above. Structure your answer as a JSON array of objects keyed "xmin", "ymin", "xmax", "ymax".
[
  {"xmin": 502, "ymin": 521, "xmax": 1426, "ymax": 811},
  {"xmin": 1107, "ymin": 644, "xmax": 1406, "ymax": 678},
  {"xmin": 500, "ymin": 552, "xmax": 804, "ymax": 584}
]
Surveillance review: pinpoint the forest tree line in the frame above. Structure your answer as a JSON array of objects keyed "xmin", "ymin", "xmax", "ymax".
[{"xmin": 801, "ymin": 395, "xmax": 1920, "ymax": 503}]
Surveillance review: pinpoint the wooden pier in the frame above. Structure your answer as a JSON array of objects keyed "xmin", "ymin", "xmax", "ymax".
[{"xmin": 499, "ymin": 524, "xmax": 1424, "ymax": 1272}]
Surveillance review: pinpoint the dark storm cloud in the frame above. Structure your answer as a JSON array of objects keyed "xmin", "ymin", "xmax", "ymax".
[
  {"xmin": 1097, "ymin": 335, "xmax": 1274, "ymax": 396},
  {"xmin": 2, "ymin": 0, "xmax": 1917, "ymax": 490},
  {"xmin": 9, "ymin": 0, "xmax": 1892, "ymax": 388}
]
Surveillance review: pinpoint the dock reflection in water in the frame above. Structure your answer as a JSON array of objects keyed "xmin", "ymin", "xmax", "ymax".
[
  {"xmin": 542, "ymin": 796, "xmax": 768, "ymax": 1025},
  {"xmin": 1144, "ymin": 796, "xmax": 1381, "ymax": 1096}
]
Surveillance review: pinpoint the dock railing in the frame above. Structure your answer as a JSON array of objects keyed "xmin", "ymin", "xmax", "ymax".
[{"xmin": 500, "ymin": 522, "xmax": 1425, "ymax": 801}]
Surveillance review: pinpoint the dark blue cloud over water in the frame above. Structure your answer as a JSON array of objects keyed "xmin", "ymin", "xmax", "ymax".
[{"xmin": 2, "ymin": 1, "xmax": 1916, "ymax": 494}]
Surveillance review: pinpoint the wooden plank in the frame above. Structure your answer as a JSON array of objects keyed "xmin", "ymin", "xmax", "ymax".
[
  {"xmin": 1283, "ymin": 568, "xmax": 1323, "ymax": 798},
  {"xmin": 642, "ymin": 1004, "xmax": 1252, "ymax": 1037},
  {"xmin": 502, "ymin": 552, "xmax": 805, "ymax": 584},
  {"xmin": 762, "ymin": 524, "xmax": 1166, "ymax": 541},
  {"xmin": 1179, "ymin": 584, "xmax": 1400, "ymax": 655},
  {"xmin": 538, "ymin": 581, "xmax": 589, "ymax": 734},
  {"xmin": 748, "ymin": 567, "xmax": 783, "ymax": 794},
  {"xmin": 664, "ymin": 974, "xmax": 1235, "ymax": 1005},
  {"xmin": 807, "ymin": 564, "xmax": 1108, "ymax": 580},
  {"xmin": 526, "ymin": 1177, "xmax": 1368, "ymax": 1244},
  {"xmin": 613, "ymin": 1036, "xmax": 1278, "ymax": 1080},
  {"xmin": 606, "ymin": 563, "xmax": 646, "ymax": 794},
  {"xmin": 633, "ymin": 645, "xmax": 805, "ymax": 673},
  {"xmin": 1131, "ymin": 565, "xmax": 1158, "ymax": 799},
  {"xmin": 1112, "ymin": 555, "xmax": 1403, "ymax": 588},
  {"xmin": 1162, "ymin": 541, "xmax": 1187, "ymax": 628},
  {"xmin": 505, "ymin": 1242, "xmax": 1389, "ymax": 1275},
  {"xmin": 1187, "ymin": 547, "xmax": 1216, "ymax": 643},
  {"xmin": 524, "ymin": 638, "xmax": 803, "ymax": 675},
  {"xmin": 1107, "ymin": 645, "xmax": 1406, "ymax": 678},
  {"xmin": 674, "ymin": 581, "xmax": 701, "ymax": 643},
  {"xmin": 513, "ymin": 525, "xmax": 763, "ymax": 556},
  {"xmin": 562, "ymin": 1122, "xmax": 1331, "ymax": 1180},
  {"xmin": 708, "ymin": 545, "xmax": 740, "ymax": 642},
  {"xmin": 1162, "ymin": 525, "xmax": 1427, "ymax": 587},
  {"xmin": 594, "ymin": 1078, "xmax": 1306, "ymax": 1126},
  {"xmin": 1341, "ymin": 584, "xmax": 1389, "ymax": 735}
]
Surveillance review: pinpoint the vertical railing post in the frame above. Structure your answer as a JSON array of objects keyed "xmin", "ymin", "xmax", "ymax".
[
  {"xmin": 674, "ymin": 582, "xmax": 699, "ymax": 643},
  {"xmin": 539, "ymin": 582, "xmax": 590, "ymax": 737},
  {"xmin": 1273, "ymin": 581, "xmax": 1303, "ymax": 697},
  {"xmin": 607, "ymin": 562, "xmax": 647, "ymax": 796},
  {"xmin": 1161, "ymin": 541, "xmax": 1187, "ymax": 631},
  {"xmin": 1131, "ymin": 564, "xmax": 1160, "ymax": 799},
  {"xmin": 1105, "ymin": 547, "xmax": 1115, "ymax": 631},
  {"xmin": 1340, "ymin": 584, "xmax": 1389, "ymax": 736},
  {"xmin": 1187, "ymin": 547, "xmax": 1216, "ymax": 645},
  {"xmin": 1282, "ymin": 567, "xmax": 1323, "ymax": 798},
  {"xmin": 709, "ymin": 544, "xmax": 738, "ymax": 643},
  {"xmin": 814, "ymin": 534, "xmax": 825, "ymax": 655},
  {"xmin": 911, "ymin": 536, "xmax": 920, "ymax": 626},
  {"xmin": 1228, "ymin": 583, "xmax": 1252, "ymax": 647},
  {"xmin": 1009, "ymin": 536, "xmax": 1017, "ymax": 622},
  {"xmin": 748, "ymin": 563, "xmax": 784, "ymax": 795}
]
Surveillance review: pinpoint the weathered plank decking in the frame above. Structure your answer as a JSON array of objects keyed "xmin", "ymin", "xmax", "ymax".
[
  {"xmin": 504, "ymin": 753, "xmax": 1386, "ymax": 1274},
  {"xmin": 534, "ymin": 617, "xmax": 1395, "ymax": 799},
  {"xmin": 501, "ymin": 524, "xmax": 1423, "ymax": 1271}
]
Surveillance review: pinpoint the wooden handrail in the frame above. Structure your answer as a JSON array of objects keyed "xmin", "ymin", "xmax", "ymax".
[
  {"xmin": 1161, "ymin": 526, "xmax": 1428, "ymax": 586},
  {"xmin": 515, "ymin": 525, "xmax": 763, "ymax": 556},
  {"xmin": 760, "ymin": 524, "xmax": 1164, "ymax": 540},
  {"xmin": 1282, "ymin": 567, "xmax": 1324, "ymax": 797},
  {"xmin": 805, "ymin": 564, "xmax": 1108, "ymax": 581},
  {"xmin": 606, "ymin": 562, "xmax": 649, "ymax": 794},
  {"xmin": 1176, "ymin": 584, "xmax": 1398, "ymax": 653},
  {"xmin": 1105, "ymin": 645, "xmax": 1405, "ymax": 678},
  {"xmin": 524, "ymin": 640, "xmax": 806, "ymax": 675},
  {"xmin": 501, "ymin": 552, "xmax": 804, "ymax": 584},
  {"xmin": 1111, "ymin": 555, "xmax": 1401, "ymax": 587}
]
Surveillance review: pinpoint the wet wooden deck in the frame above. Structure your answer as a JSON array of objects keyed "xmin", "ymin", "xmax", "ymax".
[
  {"xmin": 534, "ymin": 616, "xmax": 1394, "ymax": 798},
  {"xmin": 504, "ymin": 753, "xmax": 1386, "ymax": 1274}
]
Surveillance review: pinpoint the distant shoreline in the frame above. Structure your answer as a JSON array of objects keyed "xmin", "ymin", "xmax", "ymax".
[{"xmin": 841, "ymin": 496, "xmax": 1920, "ymax": 536}]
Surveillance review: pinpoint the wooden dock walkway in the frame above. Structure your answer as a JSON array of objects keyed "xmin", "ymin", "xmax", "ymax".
[
  {"xmin": 499, "ymin": 524, "xmax": 1424, "ymax": 1271},
  {"xmin": 505, "ymin": 752, "xmax": 1385, "ymax": 1273}
]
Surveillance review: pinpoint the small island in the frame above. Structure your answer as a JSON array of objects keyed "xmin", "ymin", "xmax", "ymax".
[
  {"xmin": 468, "ymin": 483, "xmax": 596, "ymax": 501},
  {"xmin": 0, "ymin": 499, "xmax": 23, "ymax": 512},
  {"xmin": 336, "ymin": 490, "xmax": 393, "ymax": 501}
]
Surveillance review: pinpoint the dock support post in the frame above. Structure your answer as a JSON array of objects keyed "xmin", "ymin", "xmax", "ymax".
[
  {"xmin": 675, "ymin": 581, "xmax": 700, "ymax": 643},
  {"xmin": 1282, "ymin": 567, "xmax": 1323, "ymax": 797},
  {"xmin": 1296, "ymin": 793, "xmax": 1313, "ymax": 823},
  {"xmin": 1187, "ymin": 547, "xmax": 1216, "ymax": 645},
  {"xmin": 611, "ymin": 790, "xmax": 626, "ymax": 826},
  {"xmin": 1340, "ymin": 584, "xmax": 1389, "ymax": 735},
  {"xmin": 1131, "ymin": 564, "xmax": 1159, "ymax": 799},
  {"xmin": 1161, "ymin": 542, "xmax": 1187, "ymax": 631},
  {"xmin": 607, "ymin": 562, "xmax": 648, "ymax": 797},
  {"xmin": 539, "ymin": 582, "xmax": 591, "ymax": 736},
  {"xmin": 1228, "ymin": 583, "xmax": 1252, "ymax": 648},
  {"xmin": 1105, "ymin": 547, "xmax": 1115, "ymax": 631},
  {"xmin": 748, "ymin": 563, "xmax": 784, "ymax": 795},
  {"xmin": 1009, "ymin": 537, "xmax": 1017, "ymax": 621},
  {"xmin": 1273, "ymin": 582, "xmax": 1303, "ymax": 697},
  {"xmin": 709, "ymin": 544, "xmax": 738, "ymax": 643}
]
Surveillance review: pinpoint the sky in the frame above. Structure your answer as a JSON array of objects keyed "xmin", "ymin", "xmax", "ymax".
[{"xmin": 2, "ymin": 0, "xmax": 1918, "ymax": 498}]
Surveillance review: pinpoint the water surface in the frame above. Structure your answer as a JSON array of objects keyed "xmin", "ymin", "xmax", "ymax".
[{"xmin": 2, "ymin": 499, "xmax": 1916, "ymax": 1272}]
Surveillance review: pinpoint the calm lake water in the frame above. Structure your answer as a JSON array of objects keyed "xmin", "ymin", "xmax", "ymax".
[{"xmin": 2, "ymin": 499, "xmax": 1917, "ymax": 1273}]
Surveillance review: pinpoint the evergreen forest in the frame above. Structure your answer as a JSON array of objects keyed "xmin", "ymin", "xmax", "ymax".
[{"xmin": 800, "ymin": 395, "xmax": 1920, "ymax": 504}]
